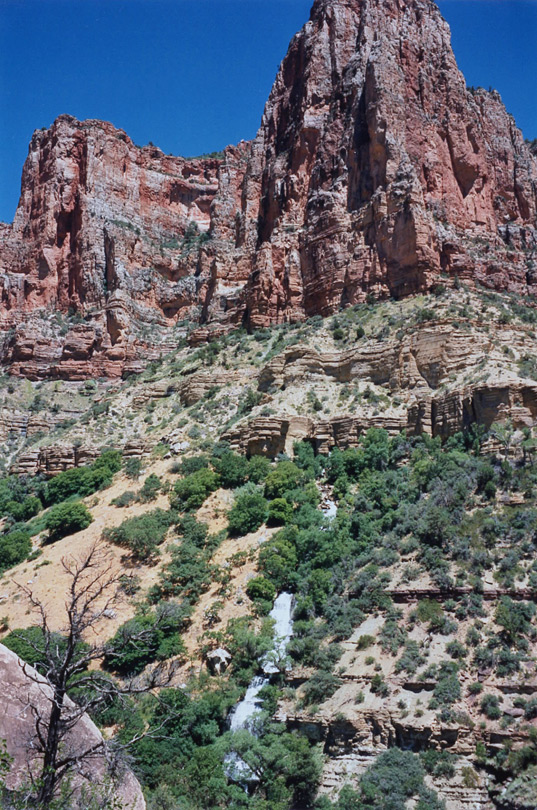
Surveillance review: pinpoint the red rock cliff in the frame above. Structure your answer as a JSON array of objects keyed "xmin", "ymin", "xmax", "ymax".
[
  {"xmin": 235, "ymin": 0, "xmax": 537, "ymax": 327},
  {"xmin": 1, "ymin": 0, "xmax": 536, "ymax": 376}
]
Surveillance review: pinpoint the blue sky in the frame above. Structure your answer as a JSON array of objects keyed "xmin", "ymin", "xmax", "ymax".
[{"xmin": 0, "ymin": 0, "xmax": 536, "ymax": 223}]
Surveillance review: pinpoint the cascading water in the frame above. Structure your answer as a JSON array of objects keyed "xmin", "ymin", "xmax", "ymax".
[
  {"xmin": 322, "ymin": 498, "xmax": 337, "ymax": 519},
  {"xmin": 228, "ymin": 675, "xmax": 269, "ymax": 733},
  {"xmin": 225, "ymin": 592, "xmax": 294, "ymax": 784},
  {"xmin": 262, "ymin": 591, "xmax": 293, "ymax": 675}
]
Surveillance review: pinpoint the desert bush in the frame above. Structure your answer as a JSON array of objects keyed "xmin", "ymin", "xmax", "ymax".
[
  {"xmin": 0, "ymin": 529, "xmax": 32, "ymax": 569},
  {"xmin": 356, "ymin": 635, "xmax": 375, "ymax": 651},
  {"xmin": 395, "ymin": 640, "xmax": 425, "ymax": 675},
  {"xmin": 420, "ymin": 749, "xmax": 457, "ymax": 778},
  {"xmin": 137, "ymin": 474, "xmax": 162, "ymax": 503},
  {"xmin": 172, "ymin": 468, "xmax": 219, "ymax": 511},
  {"xmin": 228, "ymin": 491, "xmax": 268, "ymax": 535},
  {"xmin": 481, "ymin": 693, "xmax": 502, "ymax": 720},
  {"xmin": 302, "ymin": 671, "xmax": 341, "ymax": 706},
  {"xmin": 103, "ymin": 509, "xmax": 172, "ymax": 560},
  {"xmin": 124, "ymin": 457, "xmax": 142, "ymax": 480},
  {"xmin": 45, "ymin": 501, "xmax": 93, "ymax": 541},
  {"xmin": 379, "ymin": 619, "xmax": 407, "ymax": 655},
  {"xmin": 104, "ymin": 604, "xmax": 188, "ymax": 675},
  {"xmin": 495, "ymin": 597, "xmax": 535, "ymax": 645},
  {"xmin": 111, "ymin": 491, "xmax": 137, "ymax": 508}
]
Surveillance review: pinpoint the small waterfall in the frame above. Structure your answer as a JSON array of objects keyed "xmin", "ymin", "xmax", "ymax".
[
  {"xmin": 228, "ymin": 675, "xmax": 269, "ymax": 733},
  {"xmin": 263, "ymin": 591, "xmax": 294, "ymax": 674},
  {"xmin": 225, "ymin": 592, "xmax": 294, "ymax": 783}
]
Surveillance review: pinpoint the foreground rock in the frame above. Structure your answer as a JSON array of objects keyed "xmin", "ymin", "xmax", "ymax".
[{"xmin": 0, "ymin": 644, "xmax": 146, "ymax": 809}]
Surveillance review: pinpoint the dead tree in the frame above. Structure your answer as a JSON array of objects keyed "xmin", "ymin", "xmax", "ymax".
[{"xmin": 10, "ymin": 541, "xmax": 178, "ymax": 809}]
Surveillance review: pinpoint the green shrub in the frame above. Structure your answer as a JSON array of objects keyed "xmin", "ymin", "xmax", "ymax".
[
  {"xmin": 45, "ymin": 501, "xmax": 93, "ymax": 541},
  {"xmin": 359, "ymin": 749, "xmax": 439, "ymax": 809},
  {"xmin": 104, "ymin": 604, "xmax": 188, "ymax": 675},
  {"xmin": 174, "ymin": 455, "xmax": 209, "ymax": 476},
  {"xmin": 103, "ymin": 509, "xmax": 172, "ymax": 560},
  {"xmin": 0, "ymin": 530, "xmax": 32, "ymax": 569},
  {"xmin": 172, "ymin": 468, "xmax": 219, "ymax": 511},
  {"xmin": 45, "ymin": 450, "xmax": 121, "ymax": 505},
  {"xmin": 267, "ymin": 498, "xmax": 293, "ymax": 526},
  {"xmin": 258, "ymin": 532, "xmax": 298, "ymax": 590},
  {"xmin": 264, "ymin": 461, "xmax": 302, "ymax": 499},
  {"xmin": 302, "ymin": 671, "xmax": 341, "ymax": 706},
  {"xmin": 175, "ymin": 515, "xmax": 210, "ymax": 548},
  {"xmin": 246, "ymin": 577, "xmax": 276, "ymax": 605},
  {"xmin": 137, "ymin": 474, "xmax": 162, "ymax": 503},
  {"xmin": 3, "ymin": 625, "xmax": 89, "ymax": 674},
  {"xmin": 4, "ymin": 495, "xmax": 42, "ymax": 522},
  {"xmin": 212, "ymin": 451, "xmax": 249, "ymax": 488},
  {"xmin": 247, "ymin": 455, "xmax": 271, "ymax": 484},
  {"xmin": 228, "ymin": 491, "xmax": 267, "ymax": 535}
]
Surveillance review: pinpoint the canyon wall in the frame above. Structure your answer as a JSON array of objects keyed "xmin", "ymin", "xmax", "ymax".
[{"xmin": 1, "ymin": 0, "xmax": 536, "ymax": 378}]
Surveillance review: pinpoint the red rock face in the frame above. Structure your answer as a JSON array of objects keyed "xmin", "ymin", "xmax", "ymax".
[
  {"xmin": 0, "ymin": 115, "xmax": 249, "ymax": 377},
  {"xmin": 1, "ymin": 0, "xmax": 536, "ymax": 376},
  {"xmin": 236, "ymin": 0, "xmax": 537, "ymax": 327}
]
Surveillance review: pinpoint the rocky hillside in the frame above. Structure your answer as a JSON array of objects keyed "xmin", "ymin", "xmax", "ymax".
[
  {"xmin": 0, "ymin": 287, "xmax": 537, "ymax": 809},
  {"xmin": 0, "ymin": 0, "xmax": 536, "ymax": 378}
]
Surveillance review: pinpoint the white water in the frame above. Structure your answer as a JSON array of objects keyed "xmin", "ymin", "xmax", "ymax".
[
  {"xmin": 263, "ymin": 591, "xmax": 294, "ymax": 674},
  {"xmin": 322, "ymin": 498, "xmax": 337, "ymax": 519},
  {"xmin": 225, "ymin": 592, "xmax": 294, "ymax": 783},
  {"xmin": 228, "ymin": 675, "xmax": 269, "ymax": 732}
]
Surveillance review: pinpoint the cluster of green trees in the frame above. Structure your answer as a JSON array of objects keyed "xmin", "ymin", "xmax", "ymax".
[{"xmin": 0, "ymin": 449, "xmax": 124, "ymax": 569}]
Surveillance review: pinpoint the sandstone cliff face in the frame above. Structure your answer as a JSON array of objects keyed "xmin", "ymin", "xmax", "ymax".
[
  {"xmin": 0, "ymin": 115, "xmax": 248, "ymax": 378},
  {"xmin": 1, "ymin": 0, "xmax": 536, "ymax": 377},
  {"xmin": 237, "ymin": 0, "xmax": 537, "ymax": 327}
]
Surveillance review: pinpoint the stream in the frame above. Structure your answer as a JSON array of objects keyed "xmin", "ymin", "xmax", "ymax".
[{"xmin": 225, "ymin": 591, "xmax": 294, "ymax": 782}]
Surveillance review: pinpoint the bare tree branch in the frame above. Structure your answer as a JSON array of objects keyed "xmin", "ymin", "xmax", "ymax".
[{"xmin": 9, "ymin": 540, "xmax": 177, "ymax": 809}]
